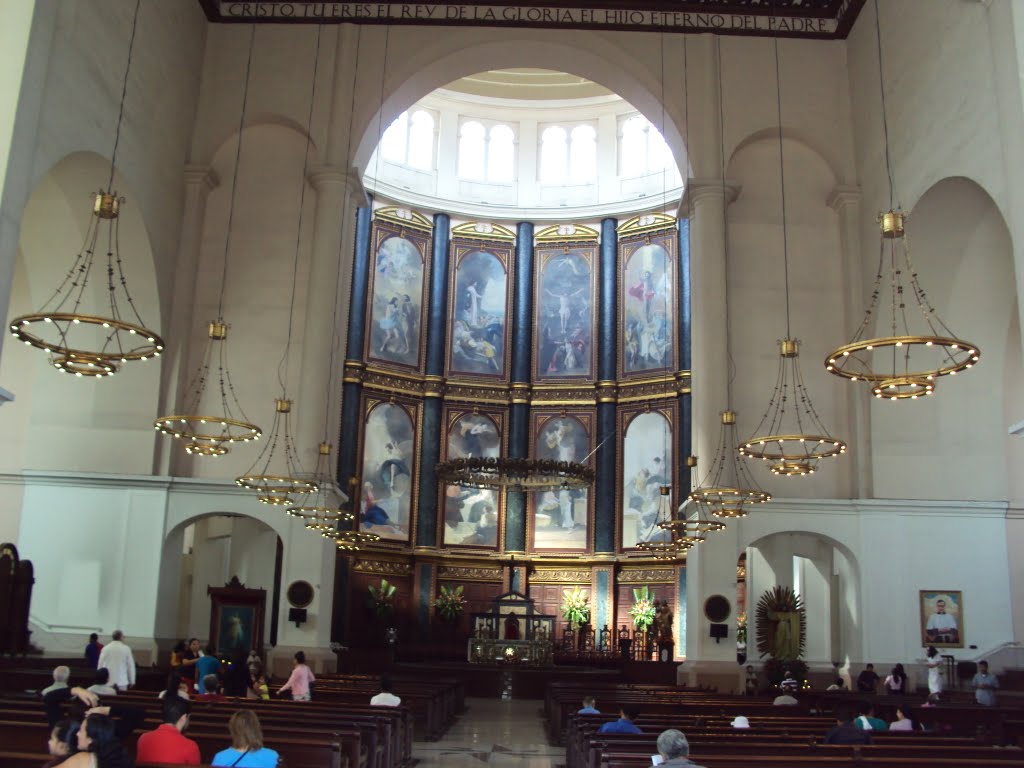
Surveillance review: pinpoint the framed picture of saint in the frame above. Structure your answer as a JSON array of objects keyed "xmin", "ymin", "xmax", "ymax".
[{"xmin": 919, "ymin": 590, "xmax": 963, "ymax": 648}]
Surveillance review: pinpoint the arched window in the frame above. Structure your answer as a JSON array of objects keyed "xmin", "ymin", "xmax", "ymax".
[
  {"xmin": 458, "ymin": 121, "xmax": 486, "ymax": 181},
  {"xmin": 540, "ymin": 125, "xmax": 568, "ymax": 184},
  {"xmin": 487, "ymin": 125, "xmax": 515, "ymax": 183},
  {"xmin": 620, "ymin": 114, "xmax": 673, "ymax": 176},
  {"xmin": 569, "ymin": 124, "xmax": 597, "ymax": 183},
  {"xmin": 380, "ymin": 111, "xmax": 409, "ymax": 164},
  {"xmin": 407, "ymin": 110, "xmax": 435, "ymax": 171}
]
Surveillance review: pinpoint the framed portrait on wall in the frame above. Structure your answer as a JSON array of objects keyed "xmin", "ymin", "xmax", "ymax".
[
  {"xmin": 439, "ymin": 405, "xmax": 507, "ymax": 550},
  {"xmin": 919, "ymin": 590, "xmax": 963, "ymax": 648},
  {"xmin": 208, "ymin": 578, "xmax": 266, "ymax": 657},
  {"xmin": 616, "ymin": 401, "xmax": 678, "ymax": 551}
]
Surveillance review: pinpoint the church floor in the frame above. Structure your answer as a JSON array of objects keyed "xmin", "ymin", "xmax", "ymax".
[{"xmin": 412, "ymin": 697, "xmax": 565, "ymax": 766}]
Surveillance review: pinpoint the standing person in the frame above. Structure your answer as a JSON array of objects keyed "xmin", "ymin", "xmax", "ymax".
[
  {"xmin": 211, "ymin": 710, "xmax": 280, "ymax": 767},
  {"xmin": 136, "ymin": 696, "xmax": 200, "ymax": 765},
  {"xmin": 856, "ymin": 663, "xmax": 879, "ymax": 693},
  {"xmin": 277, "ymin": 651, "xmax": 316, "ymax": 701},
  {"xmin": 973, "ymin": 660, "xmax": 999, "ymax": 706},
  {"xmin": 180, "ymin": 638, "xmax": 201, "ymax": 688},
  {"xmin": 97, "ymin": 631, "xmax": 135, "ymax": 692},
  {"xmin": 926, "ymin": 646, "xmax": 944, "ymax": 696},
  {"xmin": 884, "ymin": 664, "xmax": 907, "ymax": 695},
  {"xmin": 195, "ymin": 645, "xmax": 221, "ymax": 693},
  {"xmin": 222, "ymin": 648, "xmax": 251, "ymax": 698},
  {"xmin": 84, "ymin": 633, "xmax": 103, "ymax": 670},
  {"xmin": 654, "ymin": 729, "xmax": 704, "ymax": 767}
]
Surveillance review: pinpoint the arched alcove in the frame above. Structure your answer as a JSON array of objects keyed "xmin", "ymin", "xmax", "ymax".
[{"xmin": 0, "ymin": 151, "xmax": 163, "ymax": 475}]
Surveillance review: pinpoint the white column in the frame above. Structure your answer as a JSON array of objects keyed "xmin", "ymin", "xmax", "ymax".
[
  {"xmin": 154, "ymin": 165, "xmax": 219, "ymax": 476},
  {"xmin": 828, "ymin": 186, "xmax": 871, "ymax": 499}
]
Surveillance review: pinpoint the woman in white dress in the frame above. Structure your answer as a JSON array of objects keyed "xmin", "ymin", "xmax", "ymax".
[{"xmin": 926, "ymin": 646, "xmax": 943, "ymax": 695}]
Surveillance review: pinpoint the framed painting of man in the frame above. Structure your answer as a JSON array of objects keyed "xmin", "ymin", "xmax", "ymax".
[
  {"xmin": 617, "ymin": 215, "xmax": 678, "ymax": 380},
  {"xmin": 364, "ymin": 208, "xmax": 432, "ymax": 372},
  {"xmin": 357, "ymin": 395, "xmax": 421, "ymax": 545},
  {"xmin": 527, "ymin": 408, "xmax": 594, "ymax": 553},
  {"xmin": 617, "ymin": 401, "xmax": 678, "ymax": 551},
  {"xmin": 919, "ymin": 590, "xmax": 963, "ymax": 648},
  {"xmin": 533, "ymin": 224, "xmax": 598, "ymax": 383},
  {"xmin": 439, "ymin": 405, "xmax": 507, "ymax": 550},
  {"xmin": 446, "ymin": 222, "xmax": 515, "ymax": 382}
]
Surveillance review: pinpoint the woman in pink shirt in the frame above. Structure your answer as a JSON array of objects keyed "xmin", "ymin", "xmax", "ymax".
[{"xmin": 276, "ymin": 651, "xmax": 315, "ymax": 701}]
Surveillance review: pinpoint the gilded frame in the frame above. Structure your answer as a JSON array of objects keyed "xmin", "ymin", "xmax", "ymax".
[
  {"xmin": 532, "ymin": 240, "xmax": 598, "ymax": 383},
  {"xmin": 526, "ymin": 407, "xmax": 595, "ymax": 554},
  {"xmin": 438, "ymin": 404, "xmax": 509, "ymax": 551},
  {"xmin": 616, "ymin": 400, "xmax": 679, "ymax": 552},
  {"xmin": 445, "ymin": 239, "xmax": 514, "ymax": 383},
  {"xmin": 363, "ymin": 213, "xmax": 432, "ymax": 373},
  {"xmin": 355, "ymin": 393, "xmax": 422, "ymax": 547},
  {"xmin": 617, "ymin": 223, "xmax": 678, "ymax": 381}
]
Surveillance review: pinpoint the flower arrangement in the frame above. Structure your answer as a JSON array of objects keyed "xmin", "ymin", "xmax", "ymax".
[
  {"xmin": 367, "ymin": 578, "xmax": 397, "ymax": 617},
  {"xmin": 736, "ymin": 611, "xmax": 747, "ymax": 646},
  {"xmin": 629, "ymin": 586, "xmax": 657, "ymax": 630},
  {"xmin": 560, "ymin": 586, "xmax": 590, "ymax": 630},
  {"xmin": 433, "ymin": 585, "xmax": 466, "ymax": 622}
]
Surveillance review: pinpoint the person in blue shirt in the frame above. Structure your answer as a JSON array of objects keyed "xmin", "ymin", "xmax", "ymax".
[
  {"xmin": 578, "ymin": 696, "xmax": 600, "ymax": 715},
  {"xmin": 195, "ymin": 645, "xmax": 221, "ymax": 693},
  {"xmin": 212, "ymin": 710, "xmax": 280, "ymax": 767},
  {"xmin": 598, "ymin": 704, "xmax": 642, "ymax": 734}
]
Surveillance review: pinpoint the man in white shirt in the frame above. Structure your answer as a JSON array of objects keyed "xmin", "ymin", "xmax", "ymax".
[
  {"xmin": 97, "ymin": 629, "xmax": 136, "ymax": 691},
  {"xmin": 925, "ymin": 599, "xmax": 959, "ymax": 644},
  {"xmin": 370, "ymin": 676, "xmax": 401, "ymax": 707},
  {"xmin": 41, "ymin": 665, "xmax": 70, "ymax": 696}
]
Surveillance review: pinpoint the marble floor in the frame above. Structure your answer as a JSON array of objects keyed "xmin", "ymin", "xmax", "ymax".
[{"xmin": 413, "ymin": 697, "xmax": 565, "ymax": 766}]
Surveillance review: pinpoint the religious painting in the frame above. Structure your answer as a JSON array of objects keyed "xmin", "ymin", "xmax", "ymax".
[
  {"xmin": 364, "ymin": 211, "xmax": 432, "ymax": 372},
  {"xmin": 358, "ymin": 397, "xmax": 419, "ymax": 544},
  {"xmin": 446, "ymin": 242, "xmax": 513, "ymax": 381},
  {"xmin": 440, "ymin": 407, "xmax": 507, "ymax": 549},
  {"xmin": 919, "ymin": 590, "xmax": 964, "ymax": 648},
  {"xmin": 207, "ymin": 579, "xmax": 265, "ymax": 657},
  {"xmin": 528, "ymin": 409, "xmax": 594, "ymax": 552},
  {"xmin": 618, "ymin": 222, "xmax": 678, "ymax": 379},
  {"xmin": 618, "ymin": 403, "xmax": 677, "ymax": 550},
  {"xmin": 533, "ymin": 241, "xmax": 597, "ymax": 382}
]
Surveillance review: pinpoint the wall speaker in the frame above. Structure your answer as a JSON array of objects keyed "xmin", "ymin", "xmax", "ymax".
[
  {"xmin": 709, "ymin": 623, "xmax": 728, "ymax": 642},
  {"xmin": 288, "ymin": 607, "xmax": 308, "ymax": 627}
]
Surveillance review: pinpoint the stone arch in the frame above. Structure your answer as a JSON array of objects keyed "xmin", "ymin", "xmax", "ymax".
[
  {"xmin": 350, "ymin": 35, "xmax": 689, "ymax": 181},
  {"xmin": 198, "ymin": 113, "xmax": 319, "ymax": 171},
  {"xmin": 0, "ymin": 151, "xmax": 163, "ymax": 475},
  {"xmin": 728, "ymin": 126, "xmax": 843, "ymax": 186}
]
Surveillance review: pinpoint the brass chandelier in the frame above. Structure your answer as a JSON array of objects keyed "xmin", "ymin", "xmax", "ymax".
[
  {"xmin": 237, "ymin": 26, "xmax": 325, "ymax": 505},
  {"xmin": 435, "ymin": 456, "xmax": 593, "ymax": 493},
  {"xmin": 659, "ymin": 457, "xmax": 726, "ymax": 549},
  {"xmin": 637, "ymin": 485, "xmax": 687, "ymax": 560},
  {"xmin": 824, "ymin": 0, "xmax": 979, "ymax": 400},
  {"xmin": 10, "ymin": 0, "xmax": 164, "ymax": 377},
  {"xmin": 742, "ymin": 29, "xmax": 846, "ymax": 477},
  {"xmin": 286, "ymin": 442, "xmax": 352, "ymax": 526},
  {"xmin": 153, "ymin": 26, "xmax": 261, "ymax": 456}
]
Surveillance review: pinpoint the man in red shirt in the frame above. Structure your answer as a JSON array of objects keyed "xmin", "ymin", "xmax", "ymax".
[{"xmin": 135, "ymin": 695, "xmax": 200, "ymax": 765}]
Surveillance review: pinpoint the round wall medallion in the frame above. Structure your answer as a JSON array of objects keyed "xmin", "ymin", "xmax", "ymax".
[
  {"xmin": 704, "ymin": 594, "xmax": 731, "ymax": 623},
  {"xmin": 286, "ymin": 580, "xmax": 315, "ymax": 609}
]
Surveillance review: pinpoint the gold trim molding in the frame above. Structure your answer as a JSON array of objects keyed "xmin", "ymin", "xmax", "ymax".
[
  {"xmin": 438, "ymin": 565, "xmax": 503, "ymax": 582},
  {"xmin": 619, "ymin": 568, "xmax": 675, "ymax": 584},
  {"xmin": 353, "ymin": 558, "xmax": 414, "ymax": 576},
  {"xmin": 530, "ymin": 569, "xmax": 593, "ymax": 584}
]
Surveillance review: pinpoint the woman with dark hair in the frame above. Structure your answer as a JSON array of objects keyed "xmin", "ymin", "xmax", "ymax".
[
  {"xmin": 277, "ymin": 650, "xmax": 315, "ymax": 701},
  {"xmin": 884, "ymin": 664, "xmax": 907, "ymax": 695},
  {"xmin": 42, "ymin": 718, "xmax": 79, "ymax": 767},
  {"xmin": 926, "ymin": 646, "xmax": 943, "ymax": 695},
  {"xmin": 60, "ymin": 715, "xmax": 130, "ymax": 768}
]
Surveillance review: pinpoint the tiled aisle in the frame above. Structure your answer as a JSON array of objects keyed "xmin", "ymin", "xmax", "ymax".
[{"xmin": 413, "ymin": 697, "xmax": 565, "ymax": 766}]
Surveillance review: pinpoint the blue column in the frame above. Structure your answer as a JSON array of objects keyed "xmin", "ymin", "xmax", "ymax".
[
  {"xmin": 332, "ymin": 202, "xmax": 372, "ymax": 642},
  {"xmin": 595, "ymin": 217, "xmax": 618, "ymax": 553},
  {"xmin": 505, "ymin": 221, "xmax": 534, "ymax": 554},
  {"xmin": 678, "ymin": 217, "xmax": 693, "ymax": 495},
  {"xmin": 416, "ymin": 213, "xmax": 451, "ymax": 550}
]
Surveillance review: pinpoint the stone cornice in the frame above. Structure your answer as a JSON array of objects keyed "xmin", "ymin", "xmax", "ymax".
[
  {"xmin": 826, "ymin": 184, "xmax": 861, "ymax": 212},
  {"xmin": 308, "ymin": 164, "xmax": 369, "ymax": 206},
  {"xmin": 682, "ymin": 178, "xmax": 741, "ymax": 210},
  {"xmin": 183, "ymin": 164, "xmax": 220, "ymax": 193}
]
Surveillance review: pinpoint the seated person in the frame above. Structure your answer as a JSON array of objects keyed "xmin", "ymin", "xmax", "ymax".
[
  {"xmin": 826, "ymin": 677, "xmax": 846, "ymax": 691},
  {"xmin": 598, "ymin": 704, "xmax": 642, "ymax": 734},
  {"xmin": 578, "ymin": 696, "xmax": 600, "ymax": 715},
  {"xmin": 195, "ymin": 645, "xmax": 221, "ymax": 692},
  {"xmin": 826, "ymin": 709, "xmax": 872, "ymax": 745},
  {"xmin": 87, "ymin": 668, "xmax": 118, "ymax": 697},
  {"xmin": 854, "ymin": 702, "xmax": 888, "ymax": 731},
  {"xmin": 655, "ymin": 728, "xmax": 704, "ymax": 768},
  {"xmin": 212, "ymin": 710, "xmax": 280, "ymax": 767},
  {"xmin": 780, "ymin": 671, "xmax": 799, "ymax": 693},
  {"xmin": 370, "ymin": 676, "xmax": 402, "ymax": 706},
  {"xmin": 42, "ymin": 718, "xmax": 80, "ymax": 768},
  {"xmin": 158, "ymin": 671, "xmax": 191, "ymax": 700},
  {"xmin": 135, "ymin": 695, "xmax": 200, "ymax": 765},
  {"xmin": 42, "ymin": 665, "xmax": 71, "ymax": 696},
  {"xmin": 773, "ymin": 692, "xmax": 799, "ymax": 706},
  {"xmin": 60, "ymin": 714, "xmax": 131, "ymax": 768},
  {"xmin": 889, "ymin": 706, "xmax": 916, "ymax": 731},
  {"xmin": 194, "ymin": 674, "xmax": 227, "ymax": 702},
  {"xmin": 857, "ymin": 663, "xmax": 879, "ymax": 693},
  {"xmin": 45, "ymin": 687, "xmax": 97, "ymax": 728}
]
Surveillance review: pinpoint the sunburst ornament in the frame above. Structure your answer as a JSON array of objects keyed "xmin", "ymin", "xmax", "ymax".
[
  {"xmin": 755, "ymin": 585, "xmax": 805, "ymax": 661},
  {"xmin": 824, "ymin": 0, "xmax": 979, "ymax": 399}
]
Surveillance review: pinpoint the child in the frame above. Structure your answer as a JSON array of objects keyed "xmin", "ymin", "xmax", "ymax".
[{"xmin": 254, "ymin": 672, "xmax": 270, "ymax": 701}]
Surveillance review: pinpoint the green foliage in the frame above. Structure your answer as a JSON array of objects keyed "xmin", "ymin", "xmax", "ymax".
[
  {"xmin": 629, "ymin": 586, "xmax": 657, "ymax": 630},
  {"xmin": 560, "ymin": 586, "xmax": 591, "ymax": 630},
  {"xmin": 367, "ymin": 578, "xmax": 397, "ymax": 617},
  {"xmin": 433, "ymin": 585, "xmax": 466, "ymax": 622}
]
